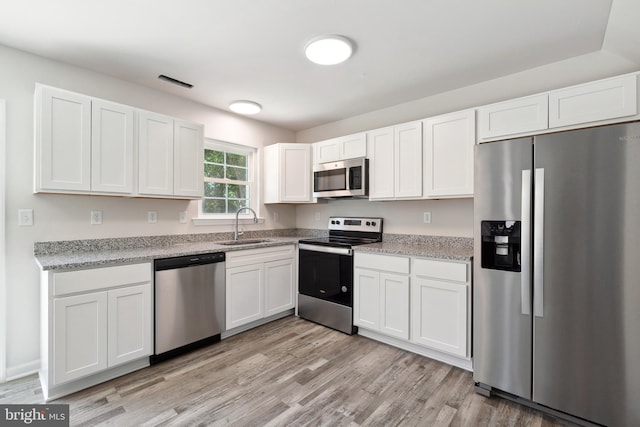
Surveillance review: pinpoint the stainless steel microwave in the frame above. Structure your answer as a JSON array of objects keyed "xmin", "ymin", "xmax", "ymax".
[{"xmin": 313, "ymin": 157, "xmax": 368, "ymax": 198}]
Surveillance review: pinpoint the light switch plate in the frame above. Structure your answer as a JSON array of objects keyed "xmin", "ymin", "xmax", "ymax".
[
  {"xmin": 148, "ymin": 211, "xmax": 157, "ymax": 224},
  {"xmin": 179, "ymin": 211, "xmax": 188, "ymax": 224},
  {"xmin": 423, "ymin": 212, "xmax": 432, "ymax": 224}
]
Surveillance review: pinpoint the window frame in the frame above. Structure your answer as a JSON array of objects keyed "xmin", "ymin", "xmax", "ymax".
[{"xmin": 195, "ymin": 138, "xmax": 260, "ymax": 224}]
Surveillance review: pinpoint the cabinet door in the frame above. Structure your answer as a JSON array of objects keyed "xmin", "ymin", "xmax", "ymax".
[
  {"xmin": 107, "ymin": 284, "xmax": 152, "ymax": 367},
  {"xmin": 173, "ymin": 120, "xmax": 204, "ymax": 198},
  {"xmin": 549, "ymin": 74, "xmax": 637, "ymax": 128},
  {"xmin": 281, "ymin": 144, "xmax": 312, "ymax": 202},
  {"xmin": 367, "ymin": 126, "xmax": 395, "ymax": 200},
  {"xmin": 314, "ymin": 138, "xmax": 340, "ymax": 163},
  {"xmin": 339, "ymin": 133, "xmax": 367, "ymax": 159},
  {"xmin": 394, "ymin": 121, "xmax": 422, "ymax": 198},
  {"xmin": 36, "ymin": 85, "xmax": 91, "ymax": 192},
  {"xmin": 411, "ymin": 277, "xmax": 468, "ymax": 357},
  {"xmin": 53, "ymin": 292, "xmax": 107, "ymax": 384},
  {"xmin": 264, "ymin": 258, "xmax": 295, "ymax": 316},
  {"xmin": 380, "ymin": 273, "xmax": 410, "ymax": 340},
  {"xmin": 91, "ymin": 99, "xmax": 134, "ymax": 194},
  {"xmin": 353, "ymin": 268, "xmax": 380, "ymax": 330},
  {"xmin": 138, "ymin": 111, "xmax": 174, "ymax": 195},
  {"xmin": 423, "ymin": 110, "xmax": 475, "ymax": 198},
  {"xmin": 226, "ymin": 264, "xmax": 264, "ymax": 329},
  {"xmin": 477, "ymin": 94, "xmax": 548, "ymax": 141}
]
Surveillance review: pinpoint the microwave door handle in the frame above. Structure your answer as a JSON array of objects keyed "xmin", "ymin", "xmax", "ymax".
[{"xmin": 345, "ymin": 166, "xmax": 351, "ymax": 191}]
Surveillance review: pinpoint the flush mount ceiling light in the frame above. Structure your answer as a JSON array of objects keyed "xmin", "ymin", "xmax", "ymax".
[
  {"xmin": 229, "ymin": 100, "xmax": 262, "ymax": 115},
  {"xmin": 304, "ymin": 35, "xmax": 353, "ymax": 65}
]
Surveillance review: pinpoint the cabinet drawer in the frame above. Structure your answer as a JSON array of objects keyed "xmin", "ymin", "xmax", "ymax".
[
  {"xmin": 225, "ymin": 245, "xmax": 295, "ymax": 268},
  {"xmin": 354, "ymin": 252, "xmax": 410, "ymax": 274},
  {"xmin": 53, "ymin": 263, "xmax": 151, "ymax": 296},
  {"xmin": 412, "ymin": 258, "xmax": 467, "ymax": 283}
]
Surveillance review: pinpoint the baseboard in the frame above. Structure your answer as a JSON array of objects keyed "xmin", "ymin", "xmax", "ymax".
[{"xmin": 6, "ymin": 359, "xmax": 40, "ymax": 381}]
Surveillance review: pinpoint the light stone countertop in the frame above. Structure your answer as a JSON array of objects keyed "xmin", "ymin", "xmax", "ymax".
[
  {"xmin": 354, "ymin": 242, "xmax": 473, "ymax": 261},
  {"xmin": 34, "ymin": 231, "xmax": 473, "ymax": 270}
]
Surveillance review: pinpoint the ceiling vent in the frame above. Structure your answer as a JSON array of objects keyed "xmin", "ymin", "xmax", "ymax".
[{"xmin": 158, "ymin": 74, "xmax": 193, "ymax": 89}]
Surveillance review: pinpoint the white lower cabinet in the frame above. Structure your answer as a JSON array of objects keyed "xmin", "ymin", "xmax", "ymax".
[
  {"xmin": 411, "ymin": 277, "xmax": 468, "ymax": 357},
  {"xmin": 354, "ymin": 253, "xmax": 410, "ymax": 340},
  {"xmin": 411, "ymin": 257, "xmax": 470, "ymax": 358},
  {"xmin": 226, "ymin": 245, "xmax": 296, "ymax": 331},
  {"xmin": 41, "ymin": 262, "xmax": 152, "ymax": 400},
  {"xmin": 354, "ymin": 251, "xmax": 472, "ymax": 369}
]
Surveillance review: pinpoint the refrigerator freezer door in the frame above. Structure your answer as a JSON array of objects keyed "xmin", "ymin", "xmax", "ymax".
[
  {"xmin": 533, "ymin": 122, "xmax": 640, "ymax": 426},
  {"xmin": 473, "ymin": 137, "xmax": 533, "ymax": 399}
]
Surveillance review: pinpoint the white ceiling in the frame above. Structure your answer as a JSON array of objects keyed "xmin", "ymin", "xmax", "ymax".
[{"xmin": 0, "ymin": 0, "xmax": 638, "ymax": 131}]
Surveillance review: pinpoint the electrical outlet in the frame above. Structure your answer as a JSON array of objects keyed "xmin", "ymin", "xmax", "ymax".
[
  {"xmin": 423, "ymin": 212, "xmax": 432, "ymax": 224},
  {"xmin": 148, "ymin": 211, "xmax": 157, "ymax": 224},
  {"xmin": 273, "ymin": 211, "xmax": 280, "ymax": 222},
  {"xmin": 315, "ymin": 212, "xmax": 321, "ymax": 221},
  {"xmin": 179, "ymin": 211, "xmax": 188, "ymax": 224},
  {"xmin": 90, "ymin": 210, "xmax": 103, "ymax": 225},
  {"xmin": 18, "ymin": 209, "xmax": 34, "ymax": 226}
]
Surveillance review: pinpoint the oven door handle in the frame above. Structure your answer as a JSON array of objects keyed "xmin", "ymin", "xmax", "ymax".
[{"xmin": 298, "ymin": 243, "xmax": 353, "ymax": 256}]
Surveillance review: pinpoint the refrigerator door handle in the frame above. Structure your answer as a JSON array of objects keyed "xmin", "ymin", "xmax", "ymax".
[
  {"xmin": 534, "ymin": 168, "xmax": 545, "ymax": 317},
  {"xmin": 521, "ymin": 170, "xmax": 532, "ymax": 316}
]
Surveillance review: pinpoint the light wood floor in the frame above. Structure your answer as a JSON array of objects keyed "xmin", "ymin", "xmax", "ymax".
[{"xmin": 1, "ymin": 316, "xmax": 577, "ymax": 426}]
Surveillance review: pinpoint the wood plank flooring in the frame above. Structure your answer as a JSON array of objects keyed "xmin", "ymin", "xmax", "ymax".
[{"xmin": 1, "ymin": 316, "xmax": 577, "ymax": 426}]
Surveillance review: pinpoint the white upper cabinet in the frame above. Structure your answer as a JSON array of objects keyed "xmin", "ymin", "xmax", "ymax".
[
  {"xmin": 263, "ymin": 143, "xmax": 313, "ymax": 203},
  {"xmin": 173, "ymin": 120, "xmax": 204, "ymax": 198},
  {"xmin": 314, "ymin": 132, "xmax": 366, "ymax": 163},
  {"xmin": 35, "ymin": 84, "xmax": 204, "ymax": 199},
  {"xmin": 477, "ymin": 94, "xmax": 549, "ymax": 142},
  {"xmin": 138, "ymin": 111, "xmax": 174, "ymax": 196},
  {"xmin": 368, "ymin": 121, "xmax": 422, "ymax": 200},
  {"xmin": 138, "ymin": 112, "xmax": 204, "ymax": 198},
  {"xmin": 36, "ymin": 85, "xmax": 92, "ymax": 192},
  {"xmin": 423, "ymin": 110, "xmax": 475, "ymax": 198},
  {"xmin": 91, "ymin": 99, "xmax": 134, "ymax": 194},
  {"xmin": 548, "ymin": 74, "xmax": 637, "ymax": 128}
]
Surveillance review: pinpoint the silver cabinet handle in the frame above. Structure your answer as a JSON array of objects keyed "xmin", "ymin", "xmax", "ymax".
[
  {"xmin": 534, "ymin": 168, "xmax": 545, "ymax": 317},
  {"xmin": 521, "ymin": 170, "xmax": 532, "ymax": 316}
]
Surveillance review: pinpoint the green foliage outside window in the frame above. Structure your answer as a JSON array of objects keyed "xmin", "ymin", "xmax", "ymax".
[{"xmin": 203, "ymin": 148, "xmax": 250, "ymax": 214}]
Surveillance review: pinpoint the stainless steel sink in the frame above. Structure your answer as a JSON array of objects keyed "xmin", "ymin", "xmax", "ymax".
[{"xmin": 216, "ymin": 239, "xmax": 273, "ymax": 246}]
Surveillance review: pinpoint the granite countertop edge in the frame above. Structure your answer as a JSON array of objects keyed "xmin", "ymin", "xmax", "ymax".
[
  {"xmin": 35, "ymin": 232, "xmax": 473, "ymax": 270},
  {"xmin": 35, "ymin": 237, "xmax": 302, "ymax": 271},
  {"xmin": 354, "ymin": 242, "xmax": 473, "ymax": 261}
]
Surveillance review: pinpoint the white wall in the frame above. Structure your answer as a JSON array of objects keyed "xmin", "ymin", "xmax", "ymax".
[
  {"xmin": 295, "ymin": 50, "xmax": 639, "ymax": 235},
  {"xmin": 0, "ymin": 44, "xmax": 296, "ymax": 379}
]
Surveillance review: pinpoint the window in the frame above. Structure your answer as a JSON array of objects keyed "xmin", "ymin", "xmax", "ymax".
[{"xmin": 200, "ymin": 139, "xmax": 257, "ymax": 218}]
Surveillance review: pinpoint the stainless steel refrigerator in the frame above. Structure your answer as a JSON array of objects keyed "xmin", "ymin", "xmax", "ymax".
[{"xmin": 473, "ymin": 121, "xmax": 640, "ymax": 426}]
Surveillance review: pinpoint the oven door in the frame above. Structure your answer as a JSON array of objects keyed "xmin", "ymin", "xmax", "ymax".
[{"xmin": 298, "ymin": 244, "xmax": 353, "ymax": 307}]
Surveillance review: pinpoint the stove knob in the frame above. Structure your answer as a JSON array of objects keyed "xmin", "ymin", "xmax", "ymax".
[
  {"xmin": 371, "ymin": 221, "xmax": 377, "ymax": 226},
  {"xmin": 366, "ymin": 221, "xmax": 371, "ymax": 226},
  {"xmin": 335, "ymin": 220, "xmax": 340, "ymax": 225},
  {"xmin": 331, "ymin": 220, "xmax": 335, "ymax": 224},
  {"xmin": 341, "ymin": 286, "xmax": 348, "ymax": 293}
]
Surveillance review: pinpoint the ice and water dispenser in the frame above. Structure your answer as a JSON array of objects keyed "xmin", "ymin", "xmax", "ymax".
[{"xmin": 481, "ymin": 220, "xmax": 521, "ymax": 272}]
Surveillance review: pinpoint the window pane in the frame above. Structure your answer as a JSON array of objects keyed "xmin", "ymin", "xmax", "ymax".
[
  {"xmin": 226, "ymin": 152, "xmax": 247, "ymax": 167},
  {"xmin": 205, "ymin": 149, "xmax": 224, "ymax": 163},
  {"xmin": 205, "ymin": 163, "xmax": 224, "ymax": 179},
  {"xmin": 204, "ymin": 182, "xmax": 226, "ymax": 198},
  {"xmin": 226, "ymin": 166, "xmax": 247, "ymax": 181},
  {"xmin": 228, "ymin": 199, "xmax": 249, "ymax": 212},
  {"xmin": 227, "ymin": 184, "xmax": 248, "ymax": 199},
  {"xmin": 203, "ymin": 198, "xmax": 226, "ymax": 214}
]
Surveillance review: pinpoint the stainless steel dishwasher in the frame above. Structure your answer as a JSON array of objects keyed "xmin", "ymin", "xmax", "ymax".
[{"xmin": 151, "ymin": 252, "xmax": 225, "ymax": 363}]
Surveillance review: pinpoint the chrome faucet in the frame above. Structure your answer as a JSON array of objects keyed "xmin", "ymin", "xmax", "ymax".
[{"xmin": 234, "ymin": 207, "xmax": 258, "ymax": 240}]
